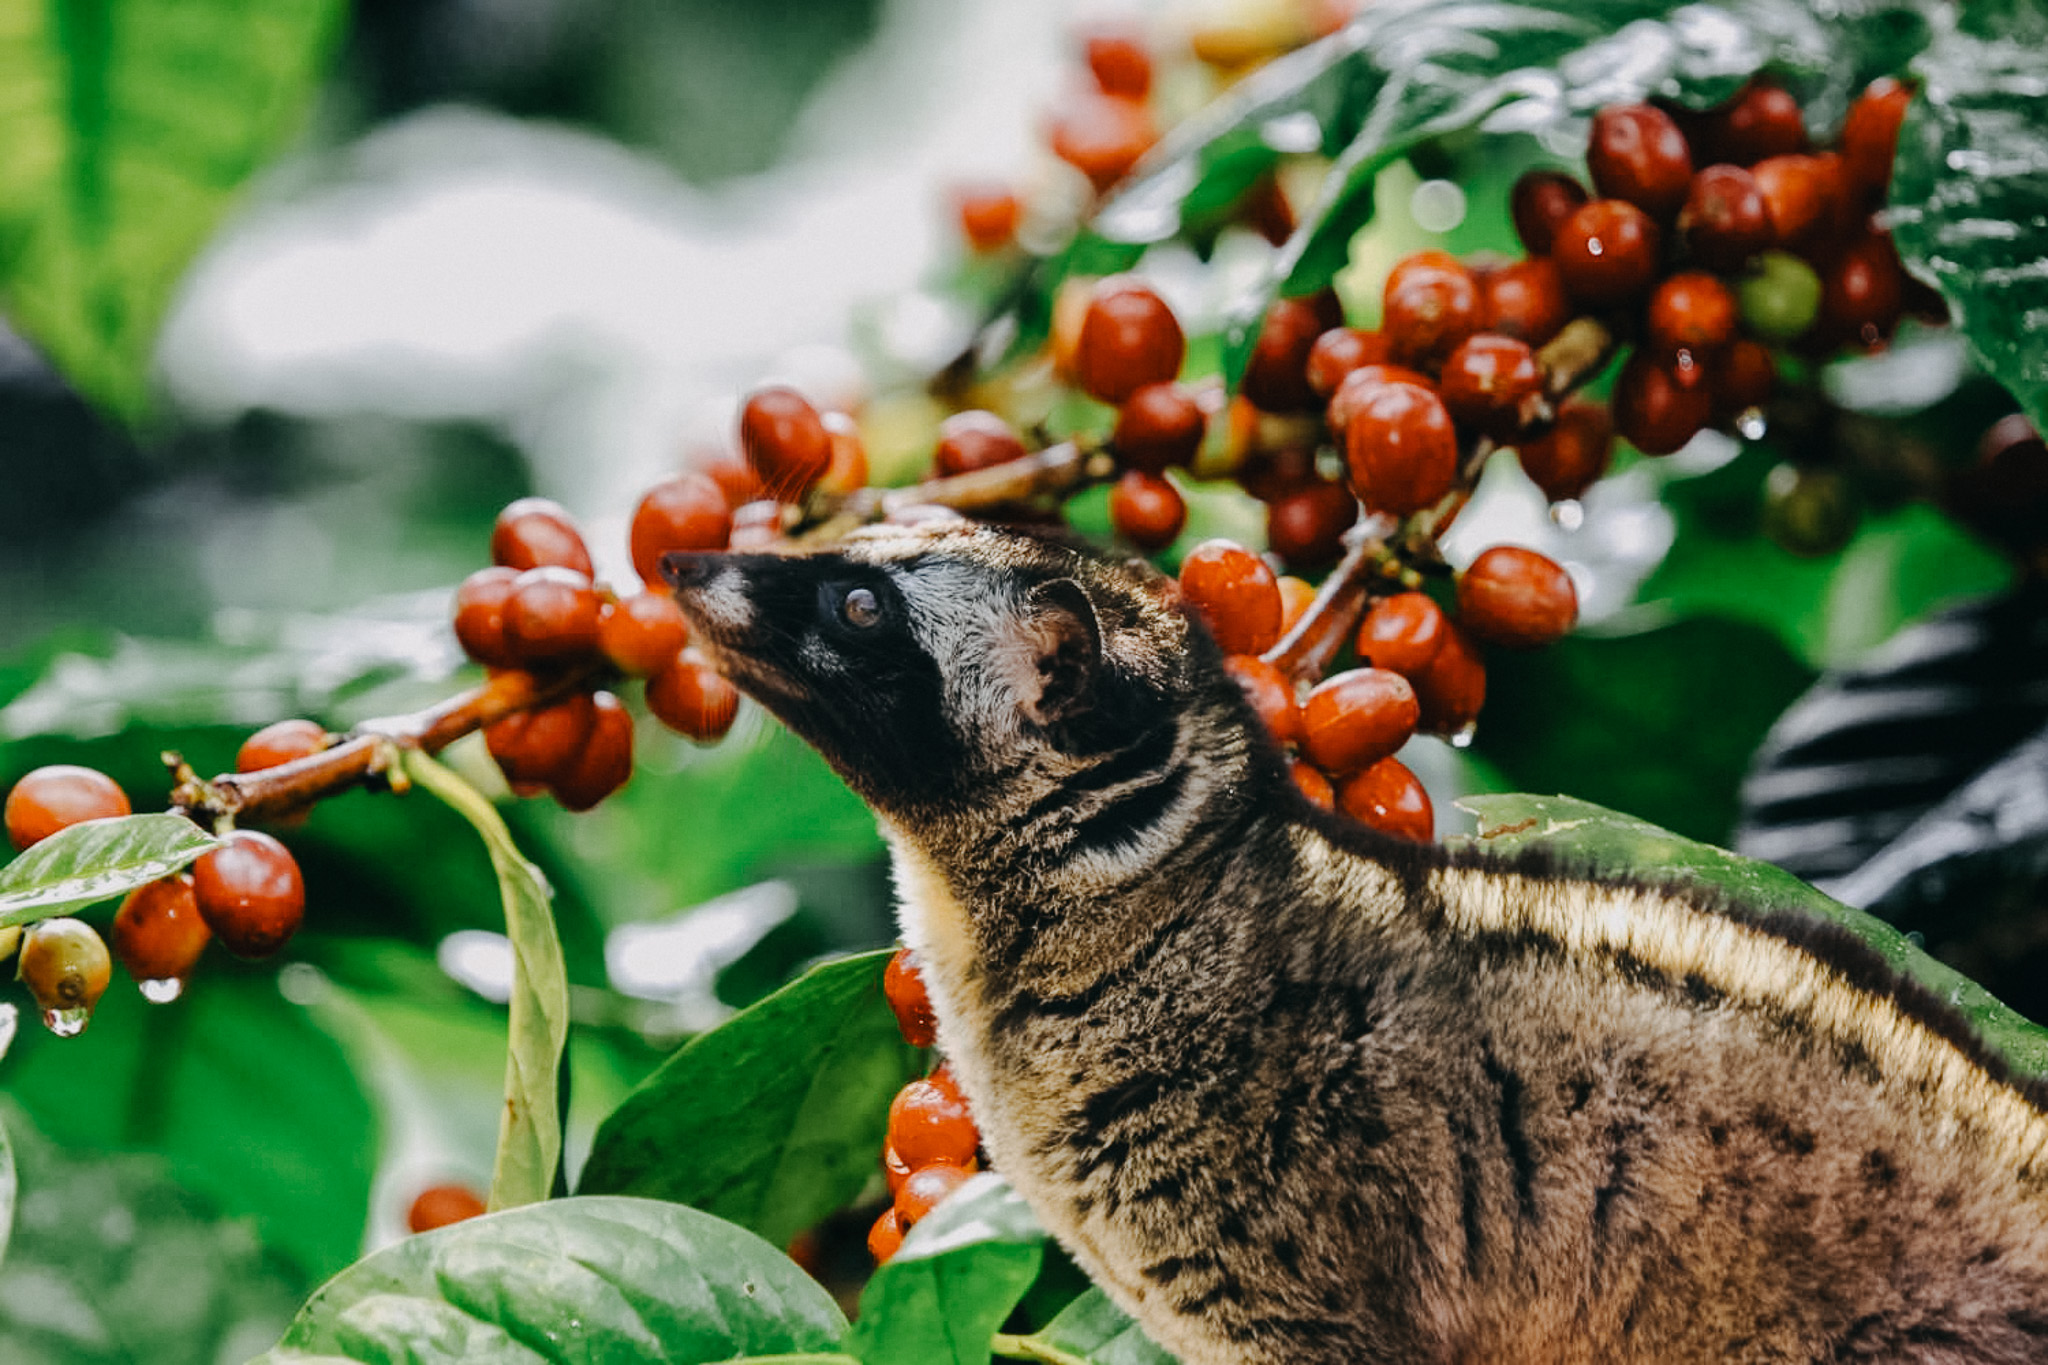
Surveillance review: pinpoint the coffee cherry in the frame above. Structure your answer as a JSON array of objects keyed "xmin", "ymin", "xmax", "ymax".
[
  {"xmin": 1948, "ymin": 415, "xmax": 2048, "ymax": 557},
  {"xmin": 956, "ymin": 185, "xmax": 1021, "ymax": 253},
  {"xmin": 888, "ymin": 1075, "xmax": 979, "ymax": 1168},
  {"xmin": 1382, "ymin": 256, "xmax": 1479, "ymax": 370},
  {"xmin": 191, "ymin": 829, "xmax": 306, "ymax": 960},
  {"xmin": 1085, "ymin": 29, "xmax": 1151, "ymax": 98},
  {"xmin": 491, "ymin": 498, "xmax": 593, "ymax": 578},
  {"xmin": 1242, "ymin": 293, "xmax": 1345, "ymax": 413},
  {"xmin": 1438, "ymin": 334, "xmax": 1541, "ymax": 440},
  {"xmin": 646, "ymin": 652, "xmax": 740, "ymax": 742},
  {"xmin": 1237, "ymin": 168, "xmax": 1296, "ymax": 246},
  {"xmin": 1345, "ymin": 381, "xmax": 1458, "ymax": 517},
  {"xmin": 1612, "ymin": 351, "xmax": 1712, "ymax": 456},
  {"xmin": 1510, "ymin": 170, "xmax": 1590, "ymax": 256},
  {"xmin": 1478, "ymin": 258, "xmax": 1570, "ymax": 347},
  {"xmin": 1841, "ymin": 78, "xmax": 1912, "ymax": 201},
  {"xmin": 1114, "ymin": 383, "xmax": 1205, "ymax": 474},
  {"xmin": 1738, "ymin": 249, "xmax": 1822, "ymax": 342},
  {"xmin": 111, "ymin": 873, "xmax": 211, "ymax": 991},
  {"xmin": 453, "ymin": 567, "xmax": 522, "ymax": 668},
  {"xmin": 600, "ymin": 592, "xmax": 690, "ymax": 677},
  {"xmin": 1234, "ymin": 441, "xmax": 1316, "ymax": 504},
  {"xmin": 819, "ymin": 412, "xmax": 870, "ymax": 495},
  {"xmin": 1680, "ymin": 164, "xmax": 1774, "ymax": 272},
  {"xmin": 885, "ymin": 947, "xmax": 938, "ymax": 1048},
  {"xmin": 1179, "ymin": 540, "xmax": 1283, "ymax": 655},
  {"xmin": 1109, "ymin": 471, "xmax": 1186, "ymax": 551},
  {"xmin": 1702, "ymin": 79, "xmax": 1806, "ymax": 165},
  {"xmin": 1265, "ymin": 479, "xmax": 1357, "ymax": 572},
  {"xmin": 1337, "ymin": 757, "xmax": 1434, "ymax": 843},
  {"xmin": 1382, "ymin": 249, "xmax": 1465, "ymax": 298},
  {"xmin": 1305, "ymin": 328, "xmax": 1390, "ymax": 398},
  {"xmin": 408, "ymin": 1184, "xmax": 487, "ymax": 1233},
  {"xmin": 1586, "ymin": 104, "xmax": 1694, "ymax": 219},
  {"xmin": 503, "ymin": 567, "xmax": 602, "ymax": 661},
  {"xmin": 19, "ymin": 917, "xmax": 111, "ymax": 1034},
  {"xmin": 1290, "ymin": 760, "xmax": 1336, "ymax": 810},
  {"xmin": 1049, "ymin": 91, "xmax": 1157, "ymax": 193},
  {"xmin": 868, "ymin": 1207, "xmax": 908, "ymax": 1265},
  {"xmin": 1413, "ymin": 620, "xmax": 1486, "ymax": 735},
  {"xmin": 1277, "ymin": 575, "xmax": 1316, "ymax": 632},
  {"xmin": 701, "ymin": 451, "xmax": 765, "ymax": 509},
  {"xmin": 1763, "ymin": 463, "xmax": 1859, "ymax": 557},
  {"xmin": 1458, "ymin": 546, "xmax": 1577, "ymax": 648},
  {"xmin": 898, "ymin": 1163, "xmax": 975, "ymax": 1226},
  {"xmin": 1326, "ymin": 363, "xmax": 1434, "ymax": 438},
  {"xmin": 1301, "ymin": 668, "xmax": 1419, "ymax": 775},
  {"xmin": 1551, "ymin": 200, "xmax": 1661, "ymax": 307},
  {"xmin": 729, "ymin": 499, "xmax": 786, "ymax": 552},
  {"xmin": 487, "ymin": 690, "xmax": 597, "ymax": 787},
  {"xmin": 1355, "ymin": 592, "xmax": 1447, "ymax": 679},
  {"xmin": 1818, "ymin": 231, "xmax": 1905, "ymax": 348},
  {"xmin": 883, "ymin": 1142, "xmax": 913, "ymax": 1198},
  {"xmin": 1223, "ymin": 655, "xmax": 1301, "ymax": 745},
  {"xmin": 5, "ymin": 765, "xmax": 131, "ymax": 852},
  {"xmin": 237, "ymin": 719, "xmax": 328, "ymax": 774},
  {"xmin": 551, "ymin": 692, "xmax": 634, "ymax": 813},
  {"xmin": 935, "ymin": 410, "xmax": 1027, "ymax": 477},
  {"xmin": 1714, "ymin": 339, "xmax": 1776, "ymax": 415},
  {"xmin": 1749, "ymin": 155, "xmax": 1834, "ymax": 251},
  {"xmin": 630, "ymin": 474, "xmax": 732, "ymax": 587},
  {"xmin": 1517, "ymin": 398, "xmax": 1614, "ymax": 501},
  {"xmin": 741, "ymin": 388, "xmax": 833, "ymax": 501},
  {"xmin": 1076, "ymin": 278, "xmax": 1184, "ymax": 404},
  {"xmin": 1647, "ymin": 271, "xmax": 1739, "ymax": 353}
]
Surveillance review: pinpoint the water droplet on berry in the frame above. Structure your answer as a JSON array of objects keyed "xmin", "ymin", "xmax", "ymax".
[
  {"xmin": 42, "ymin": 1005, "xmax": 90, "ymax": 1038},
  {"xmin": 140, "ymin": 977, "xmax": 185, "ymax": 1004},
  {"xmin": 1449, "ymin": 721, "xmax": 1479, "ymax": 749},
  {"xmin": 1736, "ymin": 408, "xmax": 1768, "ymax": 440},
  {"xmin": 1550, "ymin": 499, "xmax": 1586, "ymax": 532}
]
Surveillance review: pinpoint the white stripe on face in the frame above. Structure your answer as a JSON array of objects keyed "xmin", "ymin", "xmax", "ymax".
[{"xmin": 692, "ymin": 565, "xmax": 756, "ymax": 633}]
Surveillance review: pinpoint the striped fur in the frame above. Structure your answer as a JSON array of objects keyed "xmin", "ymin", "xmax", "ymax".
[{"xmin": 667, "ymin": 526, "xmax": 2048, "ymax": 1364}]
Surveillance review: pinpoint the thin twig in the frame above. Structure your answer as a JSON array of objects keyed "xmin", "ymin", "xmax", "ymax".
[{"xmin": 796, "ymin": 441, "xmax": 1116, "ymax": 544}]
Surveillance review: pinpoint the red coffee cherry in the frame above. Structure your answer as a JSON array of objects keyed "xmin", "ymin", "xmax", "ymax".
[
  {"xmin": 453, "ymin": 566, "xmax": 522, "ymax": 668},
  {"xmin": 237, "ymin": 719, "xmax": 328, "ymax": 774},
  {"xmin": 1841, "ymin": 77, "xmax": 1912, "ymax": 201},
  {"xmin": 868, "ymin": 1207, "xmax": 908, "ymax": 1265},
  {"xmin": 1049, "ymin": 91, "xmax": 1157, "ymax": 193},
  {"xmin": 1551, "ymin": 200, "xmax": 1661, "ymax": 307},
  {"xmin": 1715, "ymin": 339, "xmax": 1776, "ymax": 415},
  {"xmin": 503, "ymin": 567, "xmax": 602, "ymax": 661},
  {"xmin": 1382, "ymin": 249, "xmax": 1464, "ymax": 298},
  {"xmin": 1517, "ymin": 398, "xmax": 1614, "ymax": 501},
  {"xmin": 1085, "ymin": 29, "xmax": 1152, "ymax": 98},
  {"xmin": 1345, "ymin": 381, "xmax": 1458, "ymax": 517},
  {"xmin": 1237, "ymin": 169, "xmax": 1295, "ymax": 246},
  {"xmin": 883, "ymin": 1142, "xmax": 913, "ymax": 1198},
  {"xmin": 1265, "ymin": 478, "xmax": 1357, "ymax": 572},
  {"xmin": 1701, "ymin": 79, "xmax": 1806, "ymax": 166},
  {"xmin": 490, "ymin": 497, "xmax": 593, "ymax": 578},
  {"xmin": 646, "ymin": 652, "xmax": 740, "ymax": 742},
  {"xmin": 741, "ymin": 387, "xmax": 834, "ymax": 501},
  {"xmin": 1586, "ymin": 104, "xmax": 1694, "ymax": 220},
  {"xmin": 1947, "ymin": 414, "xmax": 2048, "ymax": 557},
  {"xmin": 1242, "ymin": 292, "xmax": 1345, "ymax": 413},
  {"xmin": 1818, "ymin": 231, "xmax": 1905, "ymax": 348},
  {"xmin": 820, "ymin": 412, "xmax": 870, "ymax": 495},
  {"xmin": 935, "ymin": 410, "xmax": 1027, "ymax": 477},
  {"xmin": 486, "ymin": 691, "xmax": 598, "ymax": 786},
  {"xmin": 955, "ymin": 185, "xmax": 1022, "ymax": 253},
  {"xmin": 1647, "ymin": 271, "xmax": 1739, "ymax": 353},
  {"xmin": 1750, "ymin": 155, "xmax": 1835, "ymax": 251},
  {"xmin": 550, "ymin": 692, "xmax": 634, "ymax": 812},
  {"xmin": 1510, "ymin": 170, "xmax": 1590, "ymax": 256},
  {"xmin": 191, "ymin": 829, "xmax": 306, "ymax": 960},
  {"xmin": 1478, "ymin": 258, "xmax": 1571, "ymax": 347},
  {"xmin": 1222, "ymin": 654, "xmax": 1301, "ymax": 745},
  {"xmin": 1277, "ymin": 575, "xmax": 1316, "ymax": 632},
  {"xmin": 1458, "ymin": 545, "xmax": 1578, "ymax": 649},
  {"xmin": 888, "ymin": 1075, "xmax": 980, "ymax": 1168},
  {"xmin": 408, "ymin": 1184, "xmax": 487, "ymax": 1234},
  {"xmin": 1301, "ymin": 668, "xmax": 1419, "ymax": 775},
  {"xmin": 1235, "ymin": 441, "xmax": 1317, "ymax": 504},
  {"xmin": 1355, "ymin": 592, "xmax": 1447, "ymax": 679},
  {"xmin": 1326, "ymin": 363, "xmax": 1435, "ymax": 438},
  {"xmin": 1338, "ymin": 756, "xmax": 1434, "ymax": 843},
  {"xmin": 1290, "ymin": 760, "xmax": 1336, "ymax": 810},
  {"xmin": 885, "ymin": 947, "xmax": 939, "ymax": 1048},
  {"xmin": 1437, "ymin": 334, "xmax": 1541, "ymax": 440},
  {"xmin": 1680, "ymin": 164, "xmax": 1774, "ymax": 272},
  {"xmin": 600, "ymin": 592, "xmax": 690, "ymax": 677},
  {"xmin": 1413, "ymin": 620, "xmax": 1486, "ymax": 735},
  {"xmin": 18, "ymin": 917, "xmax": 111, "ymax": 1032},
  {"xmin": 701, "ymin": 451, "xmax": 765, "ymax": 509},
  {"xmin": 1114, "ymin": 383, "xmax": 1205, "ymax": 474},
  {"xmin": 1382, "ymin": 256, "xmax": 1480, "ymax": 370},
  {"xmin": 630, "ymin": 474, "xmax": 731, "ymax": 587},
  {"xmin": 1306, "ymin": 327, "xmax": 1391, "ymax": 398},
  {"xmin": 5, "ymin": 765, "xmax": 132, "ymax": 852},
  {"xmin": 898, "ymin": 1163, "xmax": 975, "ymax": 1226},
  {"xmin": 1075, "ymin": 278, "xmax": 1185, "ymax": 404},
  {"xmin": 1179, "ymin": 540, "xmax": 1284, "ymax": 656},
  {"xmin": 1612, "ymin": 351, "xmax": 1712, "ymax": 456},
  {"xmin": 1109, "ymin": 470, "xmax": 1186, "ymax": 551},
  {"xmin": 112, "ymin": 874, "xmax": 212, "ymax": 989}
]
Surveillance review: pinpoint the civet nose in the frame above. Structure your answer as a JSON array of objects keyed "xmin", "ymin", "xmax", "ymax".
[{"xmin": 659, "ymin": 552, "xmax": 717, "ymax": 590}]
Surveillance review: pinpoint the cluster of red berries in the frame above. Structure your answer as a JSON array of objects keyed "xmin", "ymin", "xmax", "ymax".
[
  {"xmin": 867, "ymin": 947, "xmax": 981, "ymax": 1264},
  {"xmin": 2, "ymin": 756, "xmax": 312, "ymax": 1032}
]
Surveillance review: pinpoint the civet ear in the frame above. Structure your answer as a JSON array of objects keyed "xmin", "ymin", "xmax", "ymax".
[{"xmin": 1021, "ymin": 578, "xmax": 1103, "ymax": 728}]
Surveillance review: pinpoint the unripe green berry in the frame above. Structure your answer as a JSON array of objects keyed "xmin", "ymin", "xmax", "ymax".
[{"xmin": 1738, "ymin": 251, "xmax": 1822, "ymax": 343}]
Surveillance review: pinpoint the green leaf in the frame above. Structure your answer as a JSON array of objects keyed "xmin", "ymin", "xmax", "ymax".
[
  {"xmin": 578, "ymin": 949, "xmax": 921, "ymax": 1248},
  {"xmin": 1019, "ymin": 1289, "xmax": 1179, "ymax": 1365},
  {"xmin": 253, "ymin": 1195, "xmax": 848, "ymax": 1364},
  {"xmin": 0, "ymin": 812, "xmax": 218, "ymax": 927},
  {"xmin": 0, "ymin": 0, "xmax": 347, "ymax": 417},
  {"xmin": 848, "ymin": 1174, "xmax": 1047, "ymax": 1365},
  {"xmin": 401, "ymin": 751, "xmax": 568, "ymax": 1212},
  {"xmin": 1451, "ymin": 793, "xmax": 2048, "ymax": 1079},
  {"xmin": 1890, "ymin": 11, "xmax": 2048, "ymax": 434}
]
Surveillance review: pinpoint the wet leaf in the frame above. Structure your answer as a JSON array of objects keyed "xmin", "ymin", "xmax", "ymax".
[
  {"xmin": 1023, "ymin": 1288, "xmax": 1180, "ymax": 1365},
  {"xmin": 0, "ymin": 813, "xmax": 218, "ymax": 927},
  {"xmin": 402, "ymin": 752, "xmax": 568, "ymax": 1212},
  {"xmin": 847, "ymin": 1174, "xmax": 1046, "ymax": 1365},
  {"xmin": 253, "ymin": 1196, "xmax": 848, "ymax": 1364},
  {"xmin": 578, "ymin": 950, "xmax": 920, "ymax": 1249}
]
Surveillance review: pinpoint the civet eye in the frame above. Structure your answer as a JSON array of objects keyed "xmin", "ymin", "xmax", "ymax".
[{"xmin": 842, "ymin": 587, "xmax": 883, "ymax": 628}]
